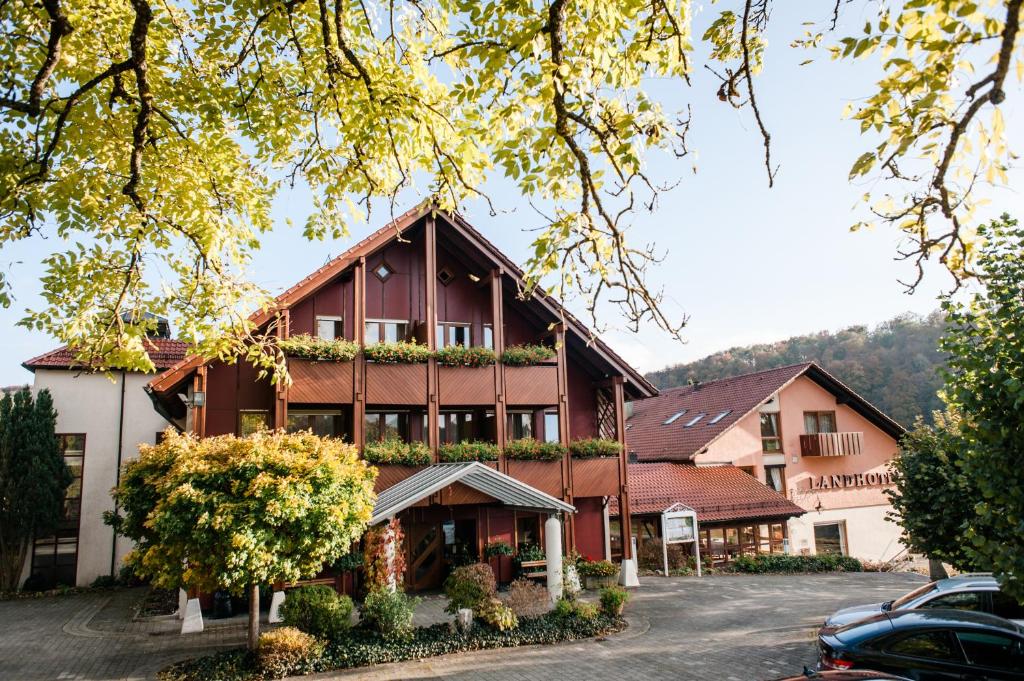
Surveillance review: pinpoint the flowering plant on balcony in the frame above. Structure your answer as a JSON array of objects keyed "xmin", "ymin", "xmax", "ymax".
[
  {"xmin": 438, "ymin": 440, "xmax": 499, "ymax": 462},
  {"xmin": 363, "ymin": 340, "xmax": 431, "ymax": 364},
  {"xmin": 499, "ymin": 343, "xmax": 556, "ymax": 366},
  {"xmin": 278, "ymin": 334, "xmax": 359, "ymax": 362},
  {"xmin": 434, "ymin": 344, "xmax": 497, "ymax": 368},
  {"xmin": 568, "ymin": 437, "xmax": 622, "ymax": 459},
  {"xmin": 503, "ymin": 438, "xmax": 566, "ymax": 461},
  {"xmin": 363, "ymin": 438, "xmax": 431, "ymax": 466}
]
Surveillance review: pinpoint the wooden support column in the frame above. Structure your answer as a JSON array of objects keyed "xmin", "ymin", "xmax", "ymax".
[
  {"xmin": 555, "ymin": 323, "xmax": 574, "ymax": 551},
  {"xmin": 274, "ymin": 309, "xmax": 290, "ymax": 430},
  {"xmin": 192, "ymin": 365, "xmax": 207, "ymax": 438},
  {"xmin": 612, "ymin": 376, "xmax": 634, "ymax": 561},
  {"xmin": 353, "ymin": 257, "xmax": 366, "ymax": 451},
  {"xmin": 490, "ymin": 268, "xmax": 507, "ymax": 472},
  {"xmin": 424, "ymin": 215, "xmax": 440, "ymax": 460}
]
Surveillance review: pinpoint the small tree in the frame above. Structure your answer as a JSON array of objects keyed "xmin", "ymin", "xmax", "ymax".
[
  {"xmin": 110, "ymin": 429, "xmax": 376, "ymax": 649},
  {"xmin": 0, "ymin": 389, "xmax": 71, "ymax": 590},
  {"xmin": 940, "ymin": 215, "xmax": 1024, "ymax": 603},
  {"xmin": 887, "ymin": 412, "xmax": 984, "ymax": 580}
]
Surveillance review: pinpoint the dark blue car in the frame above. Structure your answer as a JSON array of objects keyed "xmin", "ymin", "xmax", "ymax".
[{"xmin": 818, "ymin": 609, "xmax": 1024, "ymax": 680}]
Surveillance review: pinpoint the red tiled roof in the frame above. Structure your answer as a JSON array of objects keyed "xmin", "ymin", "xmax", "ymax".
[
  {"xmin": 627, "ymin": 363, "xmax": 811, "ymax": 462},
  {"xmin": 610, "ymin": 462, "xmax": 805, "ymax": 522},
  {"xmin": 23, "ymin": 338, "xmax": 190, "ymax": 372}
]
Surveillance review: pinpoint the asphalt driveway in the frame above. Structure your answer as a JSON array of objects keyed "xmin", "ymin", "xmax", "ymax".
[{"xmin": 0, "ymin": 572, "xmax": 927, "ymax": 681}]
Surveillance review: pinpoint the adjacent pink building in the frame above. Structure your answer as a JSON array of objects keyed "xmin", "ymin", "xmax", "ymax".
[{"xmin": 624, "ymin": 363, "xmax": 906, "ymax": 562}]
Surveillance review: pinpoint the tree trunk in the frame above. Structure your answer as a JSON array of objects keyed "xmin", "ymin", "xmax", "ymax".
[
  {"xmin": 247, "ymin": 583, "xmax": 260, "ymax": 651},
  {"xmin": 928, "ymin": 558, "xmax": 949, "ymax": 582},
  {"xmin": 0, "ymin": 536, "xmax": 28, "ymax": 591}
]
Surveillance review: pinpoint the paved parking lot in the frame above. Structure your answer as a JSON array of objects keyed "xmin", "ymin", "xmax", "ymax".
[{"xmin": 0, "ymin": 572, "xmax": 927, "ymax": 681}]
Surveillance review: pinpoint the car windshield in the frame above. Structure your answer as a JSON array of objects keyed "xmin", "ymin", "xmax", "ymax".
[{"xmin": 891, "ymin": 581, "xmax": 940, "ymax": 609}]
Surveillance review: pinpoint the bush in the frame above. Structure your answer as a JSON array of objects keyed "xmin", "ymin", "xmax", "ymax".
[
  {"xmin": 730, "ymin": 553, "xmax": 864, "ymax": 574},
  {"xmin": 363, "ymin": 439, "xmax": 431, "ymax": 466},
  {"xmin": 278, "ymin": 334, "xmax": 359, "ymax": 362},
  {"xmin": 576, "ymin": 559, "xmax": 617, "ymax": 577},
  {"xmin": 506, "ymin": 578, "xmax": 549, "ymax": 618},
  {"xmin": 476, "ymin": 597, "xmax": 518, "ymax": 631},
  {"xmin": 552, "ymin": 596, "xmax": 598, "ymax": 621},
  {"xmin": 599, "ymin": 586, "xmax": 629, "ymax": 616},
  {"xmin": 443, "ymin": 563, "xmax": 497, "ymax": 614},
  {"xmin": 364, "ymin": 341, "xmax": 431, "ymax": 364},
  {"xmin": 637, "ymin": 538, "xmax": 692, "ymax": 572},
  {"xmin": 279, "ymin": 585, "xmax": 353, "ymax": 640},
  {"xmin": 90, "ymin": 574, "xmax": 119, "ymax": 589},
  {"xmin": 484, "ymin": 541, "xmax": 514, "ymax": 558},
  {"xmin": 438, "ymin": 441, "xmax": 499, "ymax": 463},
  {"xmin": 500, "ymin": 344, "xmax": 556, "ymax": 366},
  {"xmin": 503, "ymin": 438, "xmax": 566, "ymax": 461},
  {"xmin": 434, "ymin": 345, "xmax": 497, "ymax": 367},
  {"xmin": 360, "ymin": 589, "xmax": 421, "ymax": 641},
  {"xmin": 517, "ymin": 544, "xmax": 545, "ymax": 562},
  {"xmin": 568, "ymin": 438, "xmax": 622, "ymax": 459},
  {"xmin": 255, "ymin": 627, "xmax": 324, "ymax": 678}
]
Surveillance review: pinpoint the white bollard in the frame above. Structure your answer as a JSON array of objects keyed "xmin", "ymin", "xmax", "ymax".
[
  {"xmin": 268, "ymin": 590, "xmax": 286, "ymax": 623},
  {"xmin": 619, "ymin": 557, "xmax": 640, "ymax": 588},
  {"xmin": 456, "ymin": 608, "xmax": 473, "ymax": 632},
  {"xmin": 180, "ymin": 597, "xmax": 204, "ymax": 634},
  {"xmin": 545, "ymin": 515, "xmax": 563, "ymax": 601},
  {"xmin": 177, "ymin": 588, "xmax": 187, "ymax": 619}
]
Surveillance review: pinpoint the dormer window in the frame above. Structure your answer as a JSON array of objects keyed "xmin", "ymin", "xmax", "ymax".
[
  {"xmin": 709, "ymin": 410, "xmax": 732, "ymax": 424},
  {"xmin": 683, "ymin": 413, "xmax": 706, "ymax": 427},
  {"xmin": 663, "ymin": 410, "xmax": 687, "ymax": 425}
]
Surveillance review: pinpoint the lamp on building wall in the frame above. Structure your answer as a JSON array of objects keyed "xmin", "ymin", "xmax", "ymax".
[
  {"xmin": 178, "ymin": 392, "xmax": 206, "ymax": 409},
  {"xmin": 814, "ymin": 497, "xmax": 824, "ymax": 513}
]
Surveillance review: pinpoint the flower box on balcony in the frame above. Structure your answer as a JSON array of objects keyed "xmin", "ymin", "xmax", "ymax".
[
  {"xmin": 504, "ymin": 364, "xmax": 558, "ymax": 406},
  {"xmin": 287, "ymin": 358, "xmax": 355, "ymax": 403},
  {"xmin": 438, "ymin": 366, "xmax": 497, "ymax": 406},
  {"xmin": 571, "ymin": 457, "xmax": 621, "ymax": 497},
  {"xmin": 365, "ymin": 362, "xmax": 429, "ymax": 404}
]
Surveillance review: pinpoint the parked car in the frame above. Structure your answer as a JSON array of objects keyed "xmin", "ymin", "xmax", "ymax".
[
  {"xmin": 769, "ymin": 669, "xmax": 910, "ymax": 680},
  {"xmin": 826, "ymin": 574, "xmax": 1024, "ymax": 627},
  {"xmin": 818, "ymin": 609, "xmax": 1024, "ymax": 679}
]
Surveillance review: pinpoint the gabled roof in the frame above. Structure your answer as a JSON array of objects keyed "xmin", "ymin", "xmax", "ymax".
[
  {"xmin": 610, "ymin": 463, "xmax": 805, "ymax": 522},
  {"xmin": 150, "ymin": 204, "xmax": 656, "ymax": 399},
  {"xmin": 627, "ymin": 362, "xmax": 904, "ymax": 462},
  {"xmin": 23, "ymin": 338, "xmax": 190, "ymax": 372},
  {"xmin": 371, "ymin": 462, "xmax": 575, "ymax": 524}
]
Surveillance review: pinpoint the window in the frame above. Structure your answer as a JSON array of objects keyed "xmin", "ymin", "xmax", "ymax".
[
  {"xmin": 992, "ymin": 591, "xmax": 1024, "ymax": 620},
  {"xmin": 663, "ymin": 410, "xmax": 687, "ymax": 425},
  {"xmin": 437, "ymin": 266, "xmax": 455, "ymax": 285},
  {"xmin": 921, "ymin": 591, "xmax": 985, "ymax": 613},
  {"xmin": 365, "ymin": 412, "xmax": 412, "ymax": 442},
  {"xmin": 814, "ymin": 522, "xmax": 847, "ymax": 555},
  {"xmin": 738, "ymin": 466, "xmax": 756, "ymax": 477},
  {"xmin": 439, "ymin": 411, "xmax": 476, "ymax": 444},
  {"xmin": 804, "ymin": 411, "xmax": 837, "ymax": 434},
  {"xmin": 437, "ymin": 322, "xmax": 471, "ymax": 348},
  {"xmin": 516, "ymin": 514, "xmax": 540, "ymax": 551},
  {"xmin": 683, "ymin": 413, "xmax": 706, "ymax": 427},
  {"xmin": 709, "ymin": 410, "xmax": 732, "ymax": 424},
  {"xmin": 482, "ymin": 325, "xmax": 494, "ymax": 350},
  {"xmin": 886, "ymin": 631, "xmax": 961, "ymax": 662},
  {"xmin": 239, "ymin": 410, "xmax": 270, "ymax": 435},
  {"xmin": 507, "ymin": 412, "xmax": 533, "ymax": 440},
  {"xmin": 59, "ymin": 435, "xmax": 84, "ymax": 522},
  {"xmin": 543, "ymin": 411, "xmax": 560, "ymax": 443},
  {"xmin": 288, "ymin": 410, "xmax": 343, "ymax": 438},
  {"xmin": 956, "ymin": 631, "xmax": 1024, "ymax": 669},
  {"xmin": 316, "ymin": 316, "xmax": 343, "ymax": 340},
  {"xmin": 31, "ymin": 434, "xmax": 85, "ymax": 588},
  {"xmin": 765, "ymin": 465, "xmax": 786, "ymax": 494},
  {"xmin": 760, "ymin": 412, "xmax": 782, "ymax": 452},
  {"xmin": 364, "ymin": 319, "xmax": 408, "ymax": 344},
  {"xmin": 373, "ymin": 261, "xmax": 394, "ymax": 282}
]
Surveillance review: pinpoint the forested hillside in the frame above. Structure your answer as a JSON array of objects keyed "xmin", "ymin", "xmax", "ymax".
[{"xmin": 645, "ymin": 312, "xmax": 946, "ymax": 427}]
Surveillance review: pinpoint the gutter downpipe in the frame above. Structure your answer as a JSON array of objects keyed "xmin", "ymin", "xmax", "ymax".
[{"xmin": 110, "ymin": 370, "xmax": 127, "ymax": 577}]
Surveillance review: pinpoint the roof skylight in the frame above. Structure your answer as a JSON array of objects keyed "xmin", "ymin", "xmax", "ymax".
[
  {"xmin": 683, "ymin": 413, "xmax": 706, "ymax": 427},
  {"xmin": 663, "ymin": 410, "xmax": 687, "ymax": 425},
  {"xmin": 708, "ymin": 410, "xmax": 732, "ymax": 424}
]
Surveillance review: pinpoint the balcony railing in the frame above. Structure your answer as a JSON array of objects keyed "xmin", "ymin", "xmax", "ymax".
[{"xmin": 799, "ymin": 432, "xmax": 864, "ymax": 457}]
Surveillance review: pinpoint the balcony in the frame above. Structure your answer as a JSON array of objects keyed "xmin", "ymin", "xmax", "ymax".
[
  {"xmin": 504, "ymin": 363, "xmax": 559, "ymax": 406},
  {"xmin": 799, "ymin": 432, "xmax": 864, "ymax": 457},
  {"xmin": 288, "ymin": 359, "xmax": 354, "ymax": 403}
]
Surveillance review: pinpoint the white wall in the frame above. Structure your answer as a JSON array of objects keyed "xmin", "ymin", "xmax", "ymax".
[
  {"xmin": 21, "ymin": 370, "xmax": 172, "ymax": 586},
  {"xmin": 788, "ymin": 504, "xmax": 904, "ymax": 562}
]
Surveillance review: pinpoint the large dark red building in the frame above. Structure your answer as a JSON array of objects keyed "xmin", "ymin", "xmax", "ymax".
[{"xmin": 148, "ymin": 204, "xmax": 655, "ymax": 591}]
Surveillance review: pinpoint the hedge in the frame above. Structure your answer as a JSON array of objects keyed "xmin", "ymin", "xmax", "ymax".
[{"xmin": 730, "ymin": 553, "xmax": 863, "ymax": 574}]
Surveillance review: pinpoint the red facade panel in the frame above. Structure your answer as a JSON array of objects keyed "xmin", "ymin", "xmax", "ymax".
[
  {"xmin": 574, "ymin": 497, "xmax": 606, "ymax": 561},
  {"xmin": 571, "ymin": 457, "xmax": 620, "ymax": 497},
  {"xmin": 437, "ymin": 366, "xmax": 496, "ymax": 406},
  {"xmin": 289, "ymin": 360, "xmax": 354, "ymax": 404},
  {"xmin": 504, "ymin": 365, "xmax": 559, "ymax": 406},
  {"xmin": 505, "ymin": 461, "xmax": 563, "ymax": 497},
  {"xmin": 365, "ymin": 363, "xmax": 428, "ymax": 405}
]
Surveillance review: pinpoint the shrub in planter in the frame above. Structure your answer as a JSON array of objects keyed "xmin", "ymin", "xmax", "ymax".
[
  {"xmin": 363, "ymin": 439, "xmax": 431, "ymax": 466},
  {"xmin": 438, "ymin": 441, "xmax": 500, "ymax": 463},
  {"xmin": 255, "ymin": 626, "xmax": 324, "ymax": 678},
  {"xmin": 434, "ymin": 345, "xmax": 497, "ymax": 367},
  {"xmin": 506, "ymin": 578, "xmax": 549, "ymax": 618},
  {"xmin": 364, "ymin": 340, "xmax": 432, "ymax": 364},
  {"xmin": 278, "ymin": 334, "xmax": 359, "ymax": 362},
  {"xmin": 360, "ymin": 589, "xmax": 421, "ymax": 641},
  {"xmin": 599, "ymin": 586, "xmax": 629, "ymax": 616},
  {"xmin": 500, "ymin": 343, "xmax": 556, "ymax": 366},
  {"xmin": 279, "ymin": 585, "xmax": 353, "ymax": 640},
  {"xmin": 568, "ymin": 437, "xmax": 622, "ymax": 459},
  {"xmin": 577, "ymin": 559, "xmax": 618, "ymax": 589},
  {"xmin": 503, "ymin": 438, "xmax": 566, "ymax": 461},
  {"xmin": 443, "ymin": 563, "xmax": 497, "ymax": 614},
  {"xmin": 476, "ymin": 597, "xmax": 519, "ymax": 631}
]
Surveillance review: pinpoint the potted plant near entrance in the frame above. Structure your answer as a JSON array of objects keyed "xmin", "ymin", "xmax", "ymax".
[{"xmin": 577, "ymin": 558, "xmax": 618, "ymax": 590}]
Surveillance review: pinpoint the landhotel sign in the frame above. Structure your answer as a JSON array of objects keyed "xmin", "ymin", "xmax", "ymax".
[{"xmin": 807, "ymin": 470, "xmax": 894, "ymax": 490}]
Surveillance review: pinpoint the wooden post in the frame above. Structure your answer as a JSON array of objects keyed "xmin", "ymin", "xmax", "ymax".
[
  {"xmin": 274, "ymin": 308, "xmax": 290, "ymax": 430},
  {"xmin": 353, "ymin": 257, "xmax": 366, "ymax": 451},
  {"xmin": 490, "ymin": 268, "xmax": 507, "ymax": 471},
  {"xmin": 555, "ymin": 323, "xmax": 573, "ymax": 550},
  {"xmin": 612, "ymin": 376, "xmax": 634, "ymax": 561},
  {"xmin": 424, "ymin": 215, "xmax": 440, "ymax": 460},
  {"xmin": 192, "ymin": 365, "xmax": 207, "ymax": 438}
]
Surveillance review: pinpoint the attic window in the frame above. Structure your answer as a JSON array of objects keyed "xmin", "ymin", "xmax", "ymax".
[
  {"xmin": 437, "ymin": 266, "xmax": 455, "ymax": 286},
  {"xmin": 709, "ymin": 410, "xmax": 732, "ymax": 424},
  {"xmin": 663, "ymin": 410, "xmax": 687, "ymax": 425},
  {"xmin": 373, "ymin": 261, "xmax": 394, "ymax": 282},
  {"xmin": 683, "ymin": 413, "xmax": 706, "ymax": 427}
]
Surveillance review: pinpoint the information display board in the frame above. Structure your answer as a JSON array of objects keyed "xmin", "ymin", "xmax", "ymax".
[{"xmin": 660, "ymin": 504, "xmax": 701, "ymax": 577}]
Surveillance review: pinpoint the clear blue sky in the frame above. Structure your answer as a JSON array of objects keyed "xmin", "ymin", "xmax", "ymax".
[{"xmin": 1, "ymin": 4, "xmax": 1021, "ymax": 386}]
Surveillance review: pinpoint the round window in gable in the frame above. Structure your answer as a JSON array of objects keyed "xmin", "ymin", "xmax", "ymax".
[{"xmin": 437, "ymin": 266, "xmax": 455, "ymax": 286}]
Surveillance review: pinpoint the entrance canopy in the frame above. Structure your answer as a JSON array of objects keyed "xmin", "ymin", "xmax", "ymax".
[{"xmin": 370, "ymin": 462, "xmax": 576, "ymax": 525}]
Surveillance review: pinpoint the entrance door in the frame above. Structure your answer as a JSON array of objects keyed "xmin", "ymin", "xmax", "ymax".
[{"xmin": 405, "ymin": 522, "xmax": 444, "ymax": 592}]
